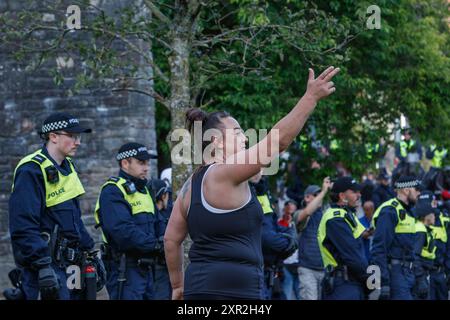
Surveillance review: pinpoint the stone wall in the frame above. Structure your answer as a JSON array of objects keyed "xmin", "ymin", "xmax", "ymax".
[{"xmin": 0, "ymin": 0, "xmax": 156, "ymax": 297}]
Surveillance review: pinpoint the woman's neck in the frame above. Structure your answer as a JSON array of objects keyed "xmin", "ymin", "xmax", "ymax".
[{"xmin": 46, "ymin": 144, "xmax": 65, "ymax": 165}]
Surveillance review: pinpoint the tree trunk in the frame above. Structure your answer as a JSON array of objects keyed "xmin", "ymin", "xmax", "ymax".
[
  {"xmin": 168, "ymin": 0, "xmax": 201, "ymax": 267},
  {"xmin": 169, "ymin": 21, "xmax": 192, "ymax": 195}
]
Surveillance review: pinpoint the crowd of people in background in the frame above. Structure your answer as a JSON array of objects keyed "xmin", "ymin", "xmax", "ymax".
[{"xmin": 250, "ymin": 126, "xmax": 450, "ymax": 300}]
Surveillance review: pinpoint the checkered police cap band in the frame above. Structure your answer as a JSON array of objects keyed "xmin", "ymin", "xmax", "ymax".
[
  {"xmin": 116, "ymin": 149, "xmax": 139, "ymax": 161},
  {"xmin": 41, "ymin": 118, "xmax": 79, "ymax": 134},
  {"xmin": 394, "ymin": 179, "xmax": 421, "ymax": 189}
]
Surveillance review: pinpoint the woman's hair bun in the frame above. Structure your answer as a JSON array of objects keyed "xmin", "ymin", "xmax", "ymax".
[{"xmin": 186, "ymin": 108, "xmax": 208, "ymax": 131}]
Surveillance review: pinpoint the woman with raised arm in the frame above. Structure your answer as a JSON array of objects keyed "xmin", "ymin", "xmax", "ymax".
[{"xmin": 165, "ymin": 66, "xmax": 340, "ymax": 300}]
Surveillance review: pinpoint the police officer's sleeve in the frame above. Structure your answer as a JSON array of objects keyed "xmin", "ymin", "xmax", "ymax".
[
  {"xmin": 444, "ymin": 226, "xmax": 450, "ymax": 274},
  {"xmin": 156, "ymin": 202, "xmax": 173, "ymax": 238},
  {"xmin": 261, "ymin": 214, "xmax": 290, "ymax": 253},
  {"xmin": 416, "ymin": 141, "xmax": 423, "ymax": 159},
  {"xmin": 425, "ymin": 147, "xmax": 434, "ymax": 160},
  {"xmin": 325, "ymin": 218, "xmax": 368, "ymax": 283},
  {"xmin": 371, "ymin": 191, "xmax": 382, "ymax": 210},
  {"xmin": 395, "ymin": 144, "xmax": 404, "ymax": 160},
  {"xmin": 76, "ymin": 207, "xmax": 95, "ymax": 251},
  {"xmin": 370, "ymin": 207, "xmax": 398, "ymax": 286},
  {"xmin": 99, "ymin": 185, "xmax": 157, "ymax": 253},
  {"xmin": 9, "ymin": 163, "xmax": 51, "ymax": 266},
  {"xmin": 413, "ymin": 231, "xmax": 427, "ymax": 278}
]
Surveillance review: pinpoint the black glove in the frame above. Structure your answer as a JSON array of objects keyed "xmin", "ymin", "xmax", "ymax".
[
  {"xmin": 446, "ymin": 273, "xmax": 450, "ymax": 291},
  {"xmin": 38, "ymin": 266, "xmax": 60, "ymax": 300},
  {"xmin": 415, "ymin": 276, "xmax": 429, "ymax": 299},
  {"xmin": 3, "ymin": 288, "xmax": 25, "ymax": 300},
  {"xmin": 279, "ymin": 231, "xmax": 298, "ymax": 260},
  {"xmin": 87, "ymin": 251, "xmax": 107, "ymax": 292},
  {"xmin": 379, "ymin": 285, "xmax": 390, "ymax": 300}
]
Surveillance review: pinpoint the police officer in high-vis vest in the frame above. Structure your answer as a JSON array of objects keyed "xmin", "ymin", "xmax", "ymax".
[
  {"xmin": 318, "ymin": 177, "xmax": 369, "ymax": 300},
  {"xmin": 95, "ymin": 143, "xmax": 160, "ymax": 300},
  {"xmin": 370, "ymin": 175, "xmax": 421, "ymax": 300},
  {"xmin": 150, "ymin": 179, "xmax": 172, "ymax": 300},
  {"xmin": 413, "ymin": 191, "xmax": 438, "ymax": 300},
  {"xmin": 9, "ymin": 113, "xmax": 103, "ymax": 300},
  {"xmin": 425, "ymin": 191, "xmax": 450, "ymax": 300},
  {"xmin": 395, "ymin": 128, "xmax": 423, "ymax": 164},
  {"xmin": 426, "ymin": 144, "xmax": 448, "ymax": 169},
  {"xmin": 250, "ymin": 170, "xmax": 297, "ymax": 300}
]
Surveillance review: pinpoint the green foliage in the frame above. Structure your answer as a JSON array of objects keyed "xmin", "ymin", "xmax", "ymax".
[{"xmin": 1, "ymin": 0, "xmax": 448, "ymax": 186}]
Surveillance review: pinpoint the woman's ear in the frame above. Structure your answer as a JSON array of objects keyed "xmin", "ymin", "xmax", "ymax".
[{"xmin": 48, "ymin": 132, "xmax": 58, "ymax": 144}]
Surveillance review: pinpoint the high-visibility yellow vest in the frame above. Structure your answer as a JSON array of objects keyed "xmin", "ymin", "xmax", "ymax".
[
  {"xmin": 257, "ymin": 194, "xmax": 274, "ymax": 214},
  {"xmin": 94, "ymin": 176, "xmax": 155, "ymax": 243},
  {"xmin": 330, "ymin": 139, "xmax": 339, "ymax": 151},
  {"xmin": 399, "ymin": 140, "xmax": 416, "ymax": 158},
  {"xmin": 429, "ymin": 145, "xmax": 447, "ymax": 168},
  {"xmin": 372, "ymin": 198, "xmax": 416, "ymax": 234},
  {"xmin": 430, "ymin": 213, "xmax": 450, "ymax": 243},
  {"xmin": 416, "ymin": 221, "xmax": 436, "ymax": 260},
  {"xmin": 12, "ymin": 150, "xmax": 85, "ymax": 207},
  {"xmin": 318, "ymin": 207, "xmax": 366, "ymax": 268}
]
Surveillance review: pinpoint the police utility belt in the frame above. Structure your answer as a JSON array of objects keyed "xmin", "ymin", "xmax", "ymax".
[
  {"xmin": 430, "ymin": 265, "xmax": 444, "ymax": 273},
  {"xmin": 326, "ymin": 265, "xmax": 357, "ymax": 282},
  {"xmin": 100, "ymin": 244, "xmax": 156, "ymax": 269},
  {"xmin": 389, "ymin": 258, "xmax": 414, "ymax": 269},
  {"xmin": 53, "ymin": 238, "xmax": 83, "ymax": 267}
]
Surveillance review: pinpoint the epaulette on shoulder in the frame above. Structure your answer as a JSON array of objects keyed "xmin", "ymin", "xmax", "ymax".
[
  {"xmin": 108, "ymin": 176, "xmax": 120, "ymax": 183},
  {"xmin": 333, "ymin": 210, "xmax": 343, "ymax": 217},
  {"xmin": 391, "ymin": 200, "xmax": 399, "ymax": 207},
  {"xmin": 31, "ymin": 154, "xmax": 46, "ymax": 164}
]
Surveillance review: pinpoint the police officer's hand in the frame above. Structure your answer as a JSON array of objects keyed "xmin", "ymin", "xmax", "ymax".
[
  {"xmin": 379, "ymin": 285, "xmax": 390, "ymax": 300},
  {"xmin": 86, "ymin": 251, "xmax": 107, "ymax": 292},
  {"xmin": 446, "ymin": 273, "xmax": 450, "ymax": 290},
  {"xmin": 305, "ymin": 67, "xmax": 340, "ymax": 101},
  {"xmin": 38, "ymin": 266, "xmax": 60, "ymax": 300},
  {"xmin": 415, "ymin": 276, "xmax": 429, "ymax": 299},
  {"xmin": 172, "ymin": 287, "xmax": 183, "ymax": 300}
]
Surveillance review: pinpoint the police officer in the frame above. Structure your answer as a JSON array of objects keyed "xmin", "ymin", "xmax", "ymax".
[
  {"xmin": 395, "ymin": 128, "xmax": 423, "ymax": 164},
  {"xmin": 413, "ymin": 191, "xmax": 438, "ymax": 300},
  {"xmin": 426, "ymin": 144, "xmax": 448, "ymax": 169},
  {"xmin": 372, "ymin": 171, "xmax": 395, "ymax": 209},
  {"xmin": 427, "ymin": 192, "xmax": 450, "ymax": 300},
  {"xmin": 9, "ymin": 112, "xmax": 103, "ymax": 300},
  {"xmin": 150, "ymin": 179, "xmax": 173, "ymax": 300},
  {"xmin": 94, "ymin": 142, "xmax": 160, "ymax": 300},
  {"xmin": 318, "ymin": 177, "xmax": 369, "ymax": 300},
  {"xmin": 370, "ymin": 175, "xmax": 421, "ymax": 300},
  {"xmin": 394, "ymin": 128, "xmax": 423, "ymax": 180},
  {"xmin": 250, "ymin": 170, "xmax": 297, "ymax": 300}
]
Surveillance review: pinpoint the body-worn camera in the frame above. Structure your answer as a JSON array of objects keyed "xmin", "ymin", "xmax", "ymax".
[
  {"xmin": 122, "ymin": 181, "xmax": 136, "ymax": 195},
  {"xmin": 45, "ymin": 166, "xmax": 59, "ymax": 184}
]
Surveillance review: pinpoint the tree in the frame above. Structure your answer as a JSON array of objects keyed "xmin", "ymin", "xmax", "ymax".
[
  {"xmin": 203, "ymin": 0, "xmax": 450, "ymax": 180},
  {"xmin": 0, "ymin": 0, "xmax": 357, "ymax": 192}
]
